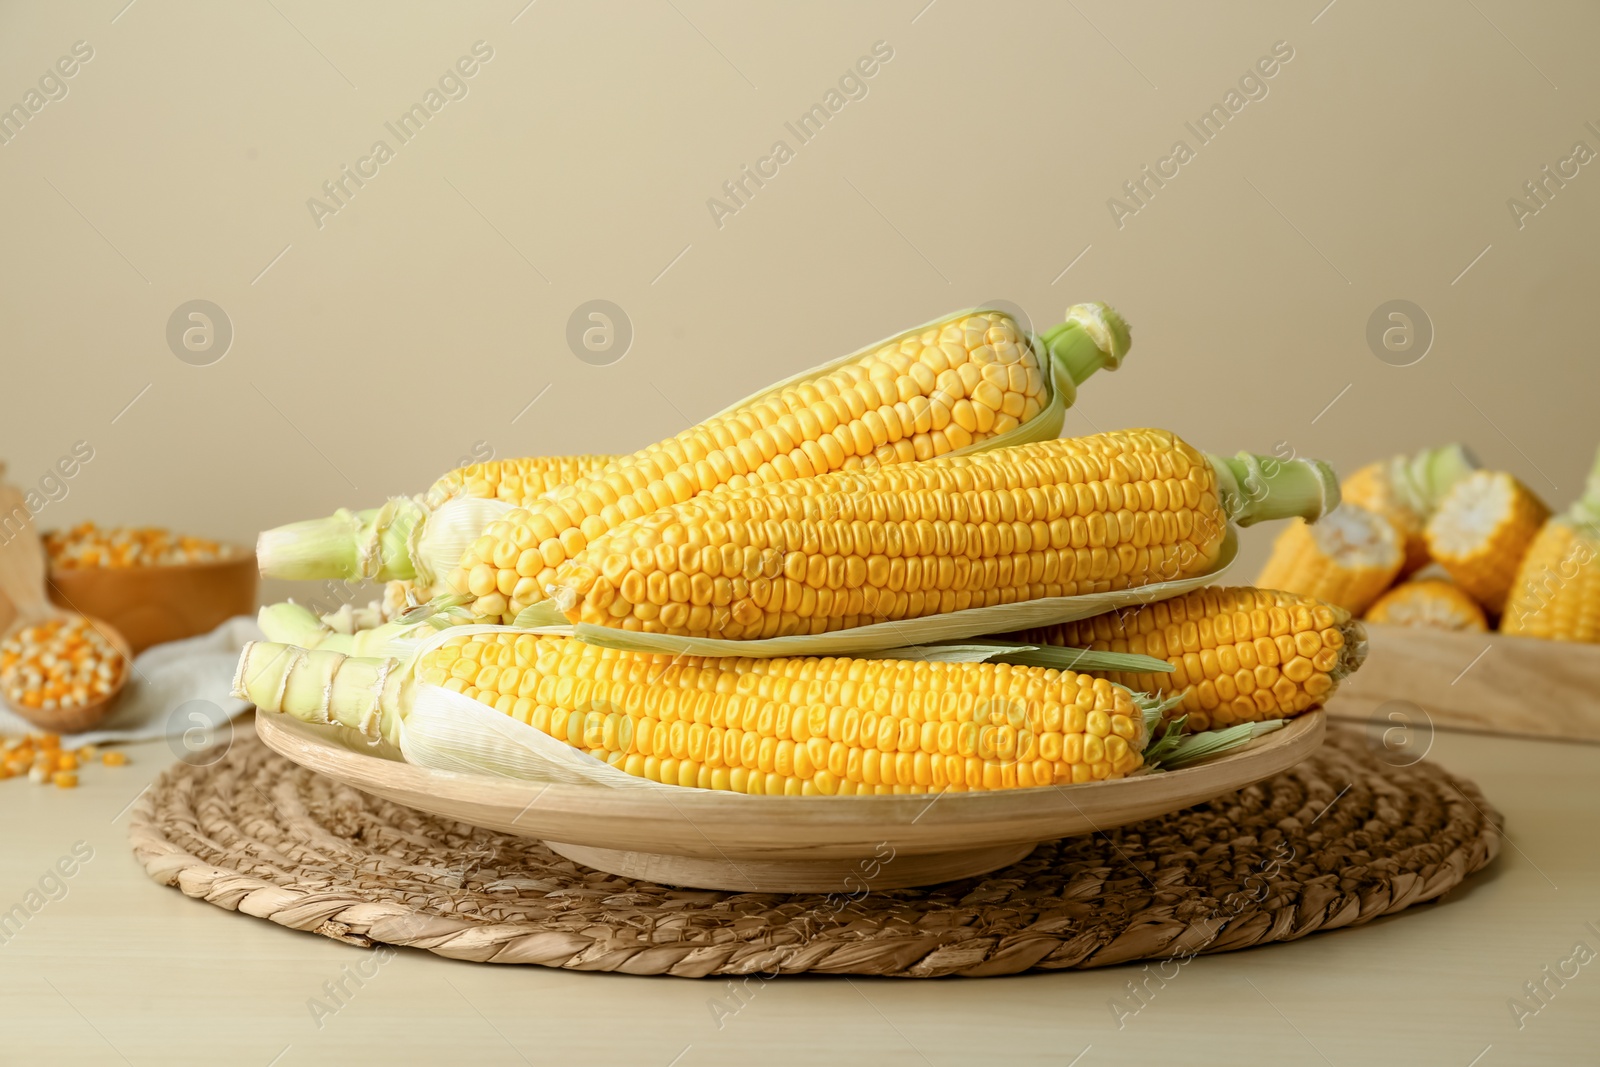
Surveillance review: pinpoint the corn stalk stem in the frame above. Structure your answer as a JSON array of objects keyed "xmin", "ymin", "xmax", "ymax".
[
  {"xmin": 1037, "ymin": 302, "xmax": 1131, "ymax": 408},
  {"xmin": 256, "ymin": 499, "xmax": 425, "ymax": 582},
  {"xmin": 1212, "ymin": 452, "xmax": 1339, "ymax": 528}
]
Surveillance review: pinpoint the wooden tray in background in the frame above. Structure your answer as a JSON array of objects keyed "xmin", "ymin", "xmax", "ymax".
[
  {"xmin": 256, "ymin": 709, "xmax": 1325, "ymax": 893},
  {"xmin": 1326, "ymin": 622, "xmax": 1600, "ymax": 743}
]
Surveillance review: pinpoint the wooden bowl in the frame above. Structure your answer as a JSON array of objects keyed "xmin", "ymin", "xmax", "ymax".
[
  {"xmin": 256, "ymin": 709, "xmax": 1325, "ymax": 892},
  {"xmin": 46, "ymin": 549, "xmax": 257, "ymax": 654},
  {"xmin": 1328, "ymin": 622, "xmax": 1600, "ymax": 743},
  {"xmin": 1, "ymin": 615, "xmax": 133, "ymax": 734}
]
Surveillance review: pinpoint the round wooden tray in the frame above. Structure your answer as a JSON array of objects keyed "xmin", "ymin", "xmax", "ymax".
[{"xmin": 256, "ymin": 709, "xmax": 1326, "ymax": 892}]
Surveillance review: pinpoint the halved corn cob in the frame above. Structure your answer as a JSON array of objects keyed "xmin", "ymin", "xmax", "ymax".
[
  {"xmin": 1365, "ymin": 580, "xmax": 1487, "ymax": 632},
  {"xmin": 257, "ymin": 454, "xmax": 615, "ymax": 584},
  {"xmin": 1341, "ymin": 444, "xmax": 1476, "ymax": 575},
  {"xmin": 998, "ymin": 587, "xmax": 1364, "ymax": 731},
  {"xmin": 547, "ymin": 430, "xmax": 1336, "ymax": 641},
  {"xmin": 444, "ymin": 305, "xmax": 1132, "ymax": 622},
  {"xmin": 1255, "ymin": 505, "xmax": 1402, "ymax": 615},
  {"xmin": 1425, "ymin": 470, "xmax": 1549, "ymax": 614},
  {"xmin": 235, "ymin": 633, "xmax": 1267, "ymax": 794},
  {"xmin": 1503, "ymin": 447, "xmax": 1600, "ymax": 642}
]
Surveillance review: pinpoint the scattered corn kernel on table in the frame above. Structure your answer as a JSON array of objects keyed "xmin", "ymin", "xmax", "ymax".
[{"xmin": 1, "ymin": 726, "xmax": 1595, "ymax": 1066}]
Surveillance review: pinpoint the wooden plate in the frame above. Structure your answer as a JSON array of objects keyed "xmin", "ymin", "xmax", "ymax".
[
  {"xmin": 47, "ymin": 548, "xmax": 257, "ymax": 654},
  {"xmin": 1327, "ymin": 622, "xmax": 1600, "ymax": 743},
  {"xmin": 255, "ymin": 709, "xmax": 1325, "ymax": 892}
]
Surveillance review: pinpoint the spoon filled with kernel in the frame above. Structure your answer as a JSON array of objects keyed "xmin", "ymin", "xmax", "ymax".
[{"xmin": 0, "ymin": 471, "xmax": 132, "ymax": 734}]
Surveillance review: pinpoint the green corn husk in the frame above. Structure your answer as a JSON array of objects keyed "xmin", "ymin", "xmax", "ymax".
[
  {"xmin": 1144, "ymin": 717, "xmax": 1286, "ymax": 770},
  {"xmin": 1383, "ymin": 443, "xmax": 1479, "ymax": 517},
  {"xmin": 256, "ymin": 602, "xmax": 447, "ymax": 660},
  {"xmin": 254, "ymin": 302, "xmax": 1131, "ymax": 589}
]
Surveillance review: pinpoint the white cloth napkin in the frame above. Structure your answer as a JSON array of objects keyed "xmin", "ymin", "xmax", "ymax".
[{"xmin": 0, "ymin": 615, "xmax": 262, "ymax": 747}]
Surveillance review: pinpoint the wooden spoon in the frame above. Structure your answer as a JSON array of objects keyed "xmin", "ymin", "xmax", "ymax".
[{"xmin": 0, "ymin": 470, "xmax": 132, "ymax": 734}]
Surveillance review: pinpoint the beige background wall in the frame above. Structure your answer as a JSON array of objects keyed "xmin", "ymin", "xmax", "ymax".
[{"xmin": 1, "ymin": 0, "xmax": 1596, "ymax": 606}]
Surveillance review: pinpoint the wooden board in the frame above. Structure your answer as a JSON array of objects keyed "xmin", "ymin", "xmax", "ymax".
[
  {"xmin": 1326, "ymin": 622, "xmax": 1600, "ymax": 743},
  {"xmin": 255, "ymin": 709, "xmax": 1324, "ymax": 892}
]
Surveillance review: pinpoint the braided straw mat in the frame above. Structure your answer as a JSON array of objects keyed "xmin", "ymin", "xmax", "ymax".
[{"xmin": 128, "ymin": 723, "xmax": 1500, "ymax": 978}]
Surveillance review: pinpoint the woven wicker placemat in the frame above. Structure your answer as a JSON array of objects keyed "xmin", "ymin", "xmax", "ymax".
[{"xmin": 128, "ymin": 723, "xmax": 1500, "ymax": 978}]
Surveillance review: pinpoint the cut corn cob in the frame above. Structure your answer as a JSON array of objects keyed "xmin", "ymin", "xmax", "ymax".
[
  {"xmin": 1425, "ymin": 471, "xmax": 1549, "ymax": 614},
  {"xmin": 1503, "ymin": 447, "xmax": 1600, "ymax": 642},
  {"xmin": 1365, "ymin": 580, "xmax": 1488, "ymax": 632},
  {"xmin": 998, "ymin": 587, "xmax": 1364, "ymax": 731},
  {"xmin": 1341, "ymin": 444, "xmax": 1476, "ymax": 576},
  {"xmin": 547, "ymin": 431, "xmax": 1337, "ymax": 641},
  {"xmin": 235, "ymin": 634, "xmax": 1269, "ymax": 794},
  {"xmin": 257, "ymin": 454, "xmax": 615, "ymax": 584},
  {"xmin": 1255, "ymin": 505, "xmax": 1402, "ymax": 615},
  {"xmin": 444, "ymin": 305, "xmax": 1132, "ymax": 622},
  {"xmin": 423, "ymin": 455, "xmax": 617, "ymax": 509}
]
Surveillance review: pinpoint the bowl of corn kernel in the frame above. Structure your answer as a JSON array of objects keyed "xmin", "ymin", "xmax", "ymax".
[
  {"xmin": 0, "ymin": 615, "xmax": 131, "ymax": 733},
  {"xmin": 43, "ymin": 524, "xmax": 256, "ymax": 653}
]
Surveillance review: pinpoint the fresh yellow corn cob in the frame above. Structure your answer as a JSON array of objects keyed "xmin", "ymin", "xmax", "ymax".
[
  {"xmin": 237, "ymin": 633, "xmax": 1274, "ymax": 794},
  {"xmin": 1425, "ymin": 471, "xmax": 1549, "ymax": 614},
  {"xmin": 1255, "ymin": 505, "xmax": 1402, "ymax": 615},
  {"xmin": 998, "ymin": 587, "xmax": 1364, "ymax": 731},
  {"xmin": 1340, "ymin": 444, "xmax": 1476, "ymax": 576},
  {"xmin": 1365, "ymin": 580, "xmax": 1488, "ymax": 632},
  {"xmin": 423, "ymin": 455, "xmax": 617, "ymax": 509},
  {"xmin": 1503, "ymin": 447, "xmax": 1600, "ymax": 642},
  {"xmin": 444, "ymin": 305, "xmax": 1132, "ymax": 622},
  {"xmin": 258, "ymin": 454, "xmax": 616, "ymax": 584},
  {"xmin": 548, "ymin": 431, "xmax": 1337, "ymax": 640}
]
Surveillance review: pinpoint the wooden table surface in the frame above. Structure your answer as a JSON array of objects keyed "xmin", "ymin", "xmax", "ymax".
[{"xmin": 2, "ymin": 726, "xmax": 1596, "ymax": 1067}]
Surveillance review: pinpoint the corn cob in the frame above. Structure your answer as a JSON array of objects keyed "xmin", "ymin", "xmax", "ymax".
[
  {"xmin": 1425, "ymin": 471, "xmax": 1549, "ymax": 614},
  {"xmin": 443, "ymin": 305, "xmax": 1131, "ymax": 622},
  {"xmin": 547, "ymin": 430, "xmax": 1337, "ymax": 641},
  {"xmin": 998, "ymin": 587, "xmax": 1364, "ymax": 731},
  {"xmin": 1340, "ymin": 444, "xmax": 1476, "ymax": 576},
  {"xmin": 422, "ymin": 455, "xmax": 616, "ymax": 509},
  {"xmin": 257, "ymin": 454, "xmax": 616, "ymax": 584},
  {"xmin": 1365, "ymin": 580, "xmax": 1487, "ymax": 632},
  {"xmin": 1255, "ymin": 505, "xmax": 1402, "ymax": 615},
  {"xmin": 236, "ymin": 634, "xmax": 1269, "ymax": 794},
  {"xmin": 1503, "ymin": 447, "xmax": 1600, "ymax": 641}
]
